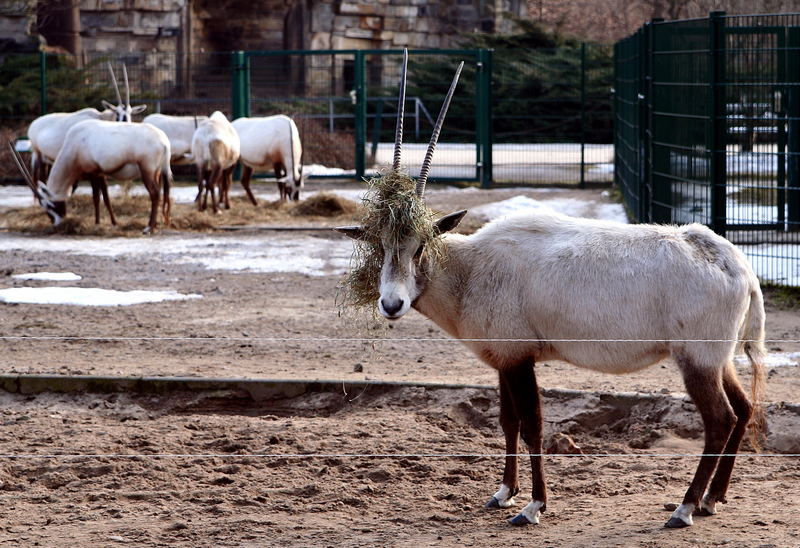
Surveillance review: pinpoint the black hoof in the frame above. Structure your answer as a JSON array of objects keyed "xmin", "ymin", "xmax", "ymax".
[
  {"xmin": 694, "ymin": 507, "xmax": 714, "ymax": 517},
  {"xmin": 508, "ymin": 513, "xmax": 533, "ymax": 526},
  {"xmin": 664, "ymin": 517, "xmax": 691, "ymax": 529},
  {"xmin": 485, "ymin": 497, "xmax": 502, "ymax": 509}
]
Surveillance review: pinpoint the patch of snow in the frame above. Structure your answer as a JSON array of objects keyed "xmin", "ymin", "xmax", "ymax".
[
  {"xmin": 0, "ymin": 234, "xmax": 354, "ymax": 277},
  {"xmin": 734, "ymin": 352, "xmax": 800, "ymax": 368},
  {"xmin": 470, "ymin": 195, "xmax": 628, "ymax": 224},
  {"xmin": 0, "ymin": 287, "xmax": 201, "ymax": 306},
  {"xmin": 11, "ymin": 272, "xmax": 82, "ymax": 281}
]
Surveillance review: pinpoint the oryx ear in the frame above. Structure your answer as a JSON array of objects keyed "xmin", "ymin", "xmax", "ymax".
[
  {"xmin": 131, "ymin": 104, "xmax": 147, "ymax": 115},
  {"xmin": 101, "ymin": 100, "xmax": 115, "ymax": 110},
  {"xmin": 434, "ymin": 209, "xmax": 468, "ymax": 235},
  {"xmin": 334, "ymin": 225, "xmax": 367, "ymax": 241}
]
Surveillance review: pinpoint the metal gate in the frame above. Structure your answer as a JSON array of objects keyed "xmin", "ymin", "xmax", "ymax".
[{"xmin": 234, "ymin": 49, "xmax": 491, "ymax": 185}]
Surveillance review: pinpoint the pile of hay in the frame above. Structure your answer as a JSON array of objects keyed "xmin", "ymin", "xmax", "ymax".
[
  {"xmin": 338, "ymin": 171, "xmax": 445, "ymax": 313},
  {"xmin": 291, "ymin": 192, "xmax": 358, "ymax": 217}
]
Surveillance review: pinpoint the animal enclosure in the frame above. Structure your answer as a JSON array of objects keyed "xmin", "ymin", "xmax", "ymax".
[{"xmin": 614, "ymin": 12, "xmax": 800, "ymax": 287}]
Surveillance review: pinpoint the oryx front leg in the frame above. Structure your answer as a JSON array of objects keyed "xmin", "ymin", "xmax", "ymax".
[
  {"xmin": 486, "ymin": 372, "xmax": 521, "ymax": 510},
  {"xmin": 502, "ymin": 361, "xmax": 547, "ymax": 526}
]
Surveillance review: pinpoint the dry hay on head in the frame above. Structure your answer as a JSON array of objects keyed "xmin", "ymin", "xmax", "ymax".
[{"xmin": 337, "ymin": 170, "xmax": 446, "ymax": 314}]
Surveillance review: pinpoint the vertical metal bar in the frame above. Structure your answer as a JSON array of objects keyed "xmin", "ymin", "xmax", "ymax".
[
  {"xmin": 709, "ymin": 11, "xmax": 727, "ymax": 236},
  {"xmin": 787, "ymin": 27, "xmax": 800, "ymax": 231},
  {"xmin": 354, "ymin": 50, "xmax": 366, "ymax": 180},
  {"xmin": 370, "ymin": 98, "xmax": 384, "ymax": 164},
  {"xmin": 478, "ymin": 48, "xmax": 493, "ymax": 189},
  {"xmin": 777, "ymin": 28, "xmax": 788, "ymax": 227},
  {"xmin": 39, "ymin": 51, "xmax": 47, "ymax": 115},
  {"xmin": 580, "ymin": 42, "xmax": 587, "ymax": 188},
  {"xmin": 231, "ymin": 50, "xmax": 249, "ymax": 120}
]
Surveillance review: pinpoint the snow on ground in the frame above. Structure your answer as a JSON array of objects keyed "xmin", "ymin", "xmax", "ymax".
[
  {"xmin": 734, "ymin": 352, "xmax": 800, "ymax": 368},
  {"xmin": 0, "ymin": 287, "xmax": 200, "ymax": 306},
  {"xmin": 470, "ymin": 195, "xmax": 628, "ymax": 224},
  {"xmin": 0, "ymin": 234, "xmax": 354, "ymax": 278},
  {"xmin": 12, "ymin": 272, "xmax": 82, "ymax": 281}
]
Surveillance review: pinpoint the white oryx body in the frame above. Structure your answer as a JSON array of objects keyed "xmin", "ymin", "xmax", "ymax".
[
  {"xmin": 143, "ymin": 113, "xmax": 209, "ymax": 164},
  {"xmin": 38, "ymin": 119, "xmax": 173, "ymax": 232},
  {"xmin": 191, "ymin": 111, "xmax": 240, "ymax": 212},
  {"xmin": 337, "ymin": 49, "xmax": 767, "ymax": 531},
  {"xmin": 28, "ymin": 108, "xmax": 118, "ymax": 180},
  {"xmin": 232, "ymin": 114, "xmax": 304, "ymax": 202}
]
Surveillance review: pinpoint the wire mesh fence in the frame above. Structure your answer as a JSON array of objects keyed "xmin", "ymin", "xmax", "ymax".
[
  {"xmin": 614, "ymin": 12, "xmax": 800, "ymax": 288},
  {"xmin": 1, "ymin": 46, "xmax": 613, "ymax": 186}
]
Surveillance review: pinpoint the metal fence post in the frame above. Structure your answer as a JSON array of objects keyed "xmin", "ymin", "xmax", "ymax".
[
  {"xmin": 709, "ymin": 11, "xmax": 727, "ymax": 236},
  {"xmin": 478, "ymin": 48, "xmax": 493, "ymax": 189},
  {"xmin": 580, "ymin": 42, "xmax": 587, "ymax": 188},
  {"xmin": 39, "ymin": 51, "xmax": 47, "ymax": 115},
  {"xmin": 788, "ymin": 27, "xmax": 800, "ymax": 231},
  {"xmin": 231, "ymin": 51, "xmax": 249, "ymax": 120},
  {"xmin": 354, "ymin": 50, "xmax": 366, "ymax": 181}
]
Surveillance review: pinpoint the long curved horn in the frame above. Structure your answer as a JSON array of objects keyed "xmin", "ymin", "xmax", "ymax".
[
  {"xmin": 107, "ymin": 62, "xmax": 122, "ymax": 105},
  {"xmin": 7, "ymin": 141, "xmax": 37, "ymax": 195},
  {"xmin": 392, "ymin": 48, "xmax": 408, "ymax": 173},
  {"xmin": 416, "ymin": 61, "xmax": 464, "ymax": 198},
  {"xmin": 122, "ymin": 63, "xmax": 130, "ymax": 106}
]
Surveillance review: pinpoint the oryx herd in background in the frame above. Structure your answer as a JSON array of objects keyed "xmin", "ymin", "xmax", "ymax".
[{"xmin": 10, "ymin": 62, "xmax": 305, "ymax": 232}]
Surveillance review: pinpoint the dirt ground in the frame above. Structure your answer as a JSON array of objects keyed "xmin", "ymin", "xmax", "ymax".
[{"xmin": 0, "ymin": 182, "xmax": 799, "ymax": 546}]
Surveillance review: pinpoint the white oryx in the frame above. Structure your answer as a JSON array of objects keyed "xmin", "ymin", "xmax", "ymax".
[
  {"xmin": 191, "ymin": 111, "xmax": 240, "ymax": 213},
  {"xmin": 231, "ymin": 114, "xmax": 304, "ymax": 203},
  {"xmin": 142, "ymin": 113, "xmax": 209, "ymax": 165},
  {"xmin": 27, "ymin": 63, "xmax": 146, "ymax": 184},
  {"xmin": 336, "ymin": 51, "xmax": 766, "ymax": 530},
  {"xmin": 11, "ymin": 119, "xmax": 173, "ymax": 233}
]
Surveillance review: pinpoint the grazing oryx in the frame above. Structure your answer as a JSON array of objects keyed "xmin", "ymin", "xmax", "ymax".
[
  {"xmin": 336, "ymin": 51, "xmax": 766, "ymax": 530},
  {"xmin": 27, "ymin": 63, "xmax": 146, "ymax": 184},
  {"xmin": 142, "ymin": 113, "xmax": 209, "ymax": 165},
  {"xmin": 191, "ymin": 111, "xmax": 240, "ymax": 213},
  {"xmin": 11, "ymin": 119, "xmax": 173, "ymax": 233},
  {"xmin": 231, "ymin": 114, "xmax": 304, "ymax": 203}
]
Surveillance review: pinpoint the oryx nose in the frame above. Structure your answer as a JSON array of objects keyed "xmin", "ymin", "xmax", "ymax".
[{"xmin": 380, "ymin": 297, "xmax": 405, "ymax": 316}]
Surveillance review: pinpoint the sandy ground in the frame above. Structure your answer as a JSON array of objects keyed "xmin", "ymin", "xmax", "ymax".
[{"xmin": 0, "ymin": 182, "xmax": 799, "ymax": 546}]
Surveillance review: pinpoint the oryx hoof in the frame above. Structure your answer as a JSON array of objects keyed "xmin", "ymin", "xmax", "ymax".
[
  {"xmin": 664, "ymin": 516, "xmax": 692, "ymax": 528},
  {"xmin": 142, "ymin": 226, "xmax": 153, "ymax": 235},
  {"xmin": 508, "ymin": 513, "xmax": 534, "ymax": 526},
  {"xmin": 486, "ymin": 496, "xmax": 513, "ymax": 509}
]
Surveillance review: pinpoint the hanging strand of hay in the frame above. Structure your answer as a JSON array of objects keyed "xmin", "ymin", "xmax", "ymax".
[{"xmin": 337, "ymin": 170, "xmax": 446, "ymax": 314}]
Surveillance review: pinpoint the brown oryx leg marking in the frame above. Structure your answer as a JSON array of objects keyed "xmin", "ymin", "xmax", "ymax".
[
  {"xmin": 161, "ymin": 170, "xmax": 171, "ymax": 226},
  {"xmin": 209, "ymin": 166, "xmax": 221, "ymax": 213},
  {"xmin": 240, "ymin": 165, "xmax": 258, "ymax": 206},
  {"xmin": 503, "ymin": 360, "xmax": 547, "ymax": 526},
  {"xmin": 141, "ymin": 170, "xmax": 160, "ymax": 233},
  {"xmin": 90, "ymin": 175, "xmax": 116, "ymax": 225},
  {"xmin": 666, "ymin": 359, "xmax": 736, "ymax": 528},
  {"xmin": 90, "ymin": 177, "xmax": 101, "ymax": 224},
  {"xmin": 699, "ymin": 363, "xmax": 753, "ymax": 515},
  {"xmin": 487, "ymin": 371, "xmax": 521, "ymax": 509},
  {"xmin": 194, "ymin": 166, "xmax": 204, "ymax": 208},
  {"xmin": 275, "ymin": 162, "xmax": 287, "ymax": 201},
  {"xmin": 221, "ymin": 167, "xmax": 233, "ymax": 209}
]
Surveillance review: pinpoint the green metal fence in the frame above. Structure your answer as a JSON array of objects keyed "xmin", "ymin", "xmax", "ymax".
[
  {"xmin": 615, "ymin": 12, "xmax": 800, "ymax": 287},
  {"xmin": 1, "ymin": 46, "xmax": 613, "ymax": 187}
]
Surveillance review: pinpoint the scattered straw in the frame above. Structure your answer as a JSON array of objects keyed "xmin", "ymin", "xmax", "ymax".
[{"xmin": 338, "ymin": 171, "xmax": 446, "ymax": 315}]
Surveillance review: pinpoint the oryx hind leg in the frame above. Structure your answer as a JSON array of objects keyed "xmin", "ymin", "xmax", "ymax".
[
  {"xmin": 666, "ymin": 355, "xmax": 736, "ymax": 528},
  {"xmin": 90, "ymin": 175, "xmax": 116, "ymax": 225},
  {"xmin": 698, "ymin": 362, "xmax": 753, "ymax": 516},
  {"xmin": 486, "ymin": 371, "xmax": 521, "ymax": 511},
  {"xmin": 141, "ymin": 170, "xmax": 160, "ymax": 234},
  {"xmin": 240, "ymin": 165, "xmax": 258, "ymax": 206}
]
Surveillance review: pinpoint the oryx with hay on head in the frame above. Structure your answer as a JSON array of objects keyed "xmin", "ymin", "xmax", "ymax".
[{"xmin": 335, "ymin": 50, "xmax": 767, "ymax": 529}]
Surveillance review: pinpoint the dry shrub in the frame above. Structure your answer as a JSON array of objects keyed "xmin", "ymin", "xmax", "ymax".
[
  {"xmin": 1, "ymin": 125, "xmax": 29, "ymax": 180},
  {"xmin": 338, "ymin": 171, "xmax": 445, "ymax": 313},
  {"xmin": 297, "ymin": 118, "xmax": 355, "ymax": 169}
]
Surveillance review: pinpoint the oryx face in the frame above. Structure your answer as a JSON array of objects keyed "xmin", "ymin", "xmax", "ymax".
[
  {"xmin": 35, "ymin": 181, "xmax": 66, "ymax": 225},
  {"xmin": 378, "ymin": 228, "xmax": 424, "ymax": 319}
]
